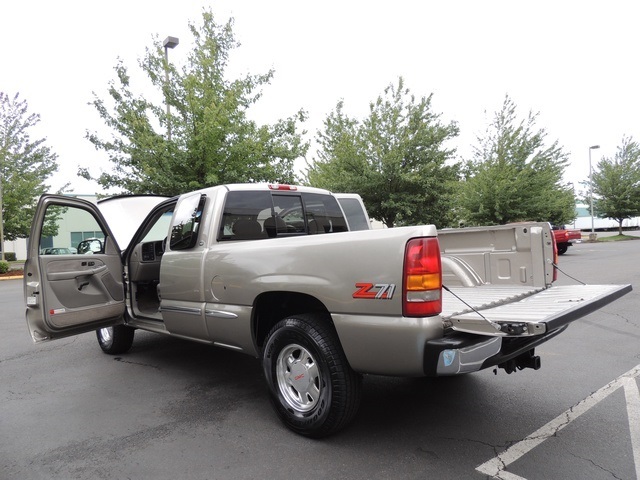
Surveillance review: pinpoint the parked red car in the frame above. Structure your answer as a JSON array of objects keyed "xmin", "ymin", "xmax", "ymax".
[{"xmin": 552, "ymin": 226, "xmax": 582, "ymax": 255}]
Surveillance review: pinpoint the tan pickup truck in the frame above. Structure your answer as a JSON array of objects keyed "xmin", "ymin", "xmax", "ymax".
[{"xmin": 24, "ymin": 184, "xmax": 631, "ymax": 437}]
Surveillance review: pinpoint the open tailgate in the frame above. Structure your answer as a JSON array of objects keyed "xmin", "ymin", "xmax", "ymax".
[{"xmin": 442, "ymin": 284, "xmax": 632, "ymax": 336}]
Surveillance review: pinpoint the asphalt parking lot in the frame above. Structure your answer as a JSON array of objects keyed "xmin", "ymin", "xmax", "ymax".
[{"xmin": 1, "ymin": 239, "xmax": 639, "ymax": 479}]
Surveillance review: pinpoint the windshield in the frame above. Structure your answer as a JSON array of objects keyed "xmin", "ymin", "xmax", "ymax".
[{"xmin": 97, "ymin": 195, "xmax": 169, "ymax": 249}]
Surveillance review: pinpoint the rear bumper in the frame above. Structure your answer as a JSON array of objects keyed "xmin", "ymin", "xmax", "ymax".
[
  {"xmin": 423, "ymin": 326, "xmax": 567, "ymax": 376},
  {"xmin": 423, "ymin": 333, "xmax": 502, "ymax": 376}
]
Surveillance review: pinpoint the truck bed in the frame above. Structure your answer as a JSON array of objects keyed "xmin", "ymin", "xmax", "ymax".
[{"xmin": 437, "ymin": 223, "xmax": 631, "ymax": 337}]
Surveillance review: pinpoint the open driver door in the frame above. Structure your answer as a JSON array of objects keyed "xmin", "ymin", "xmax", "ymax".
[{"xmin": 24, "ymin": 195, "xmax": 126, "ymax": 343}]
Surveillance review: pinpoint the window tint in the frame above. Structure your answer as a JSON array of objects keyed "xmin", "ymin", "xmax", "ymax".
[
  {"xmin": 272, "ymin": 195, "xmax": 305, "ymax": 234},
  {"xmin": 302, "ymin": 193, "xmax": 348, "ymax": 234},
  {"xmin": 337, "ymin": 197, "xmax": 370, "ymax": 231},
  {"xmin": 220, "ymin": 191, "xmax": 271, "ymax": 240},
  {"xmin": 218, "ymin": 190, "xmax": 348, "ymax": 241}
]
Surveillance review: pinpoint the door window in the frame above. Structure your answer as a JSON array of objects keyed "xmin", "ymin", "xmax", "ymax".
[{"xmin": 40, "ymin": 205, "xmax": 105, "ymax": 255}]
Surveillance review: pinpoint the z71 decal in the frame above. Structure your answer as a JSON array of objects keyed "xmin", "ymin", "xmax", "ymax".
[{"xmin": 353, "ymin": 283, "xmax": 396, "ymax": 300}]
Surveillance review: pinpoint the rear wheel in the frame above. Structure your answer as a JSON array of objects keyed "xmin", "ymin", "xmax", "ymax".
[
  {"xmin": 557, "ymin": 243, "xmax": 569, "ymax": 255},
  {"xmin": 262, "ymin": 313, "xmax": 362, "ymax": 438},
  {"xmin": 96, "ymin": 325, "xmax": 135, "ymax": 354}
]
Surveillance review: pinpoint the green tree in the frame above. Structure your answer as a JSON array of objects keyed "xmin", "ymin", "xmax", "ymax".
[
  {"xmin": 0, "ymin": 92, "xmax": 63, "ymax": 259},
  {"xmin": 306, "ymin": 77, "xmax": 460, "ymax": 228},
  {"xmin": 592, "ymin": 137, "xmax": 640, "ymax": 235},
  {"xmin": 81, "ymin": 10, "xmax": 308, "ymax": 195},
  {"xmin": 459, "ymin": 95, "xmax": 575, "ymax": 226}
]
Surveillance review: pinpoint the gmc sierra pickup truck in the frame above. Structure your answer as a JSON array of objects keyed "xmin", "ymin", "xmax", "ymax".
[{"xmin": 24, "ymin": 184, "xmax": 631, "ymax": 437}]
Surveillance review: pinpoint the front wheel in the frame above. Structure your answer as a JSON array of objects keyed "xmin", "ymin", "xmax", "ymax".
[
  {"xmin": 96, "ymin": 325, "xmax": 135, "ymax": 354},
  {"xmin": 262, "ymin": 313, "xmax": 362, "ymax": 438}
]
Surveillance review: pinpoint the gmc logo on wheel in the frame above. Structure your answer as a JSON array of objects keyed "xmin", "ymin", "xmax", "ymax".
[{"xmin": 352, "ymin": 283, "xmax": 396, "ymax": 300}]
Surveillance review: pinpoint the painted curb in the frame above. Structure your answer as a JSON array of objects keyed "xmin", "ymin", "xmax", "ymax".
[{"xmin": 0, "ymin": 275, "xmax": 23, "ymax": 281}]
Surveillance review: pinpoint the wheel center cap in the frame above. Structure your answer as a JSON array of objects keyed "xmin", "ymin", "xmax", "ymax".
[{"xmin": 290, "ymin": 362, "xmax": 310, "ymax": 390}]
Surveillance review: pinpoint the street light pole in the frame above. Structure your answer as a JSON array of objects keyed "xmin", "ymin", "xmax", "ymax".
[
  {"xmin": 163, "ymin": 36, "xmax": 179, "ymax": 141},
  {"xmin": 589, "ymin": 144, "xmax": 600, "ymax": 235}
]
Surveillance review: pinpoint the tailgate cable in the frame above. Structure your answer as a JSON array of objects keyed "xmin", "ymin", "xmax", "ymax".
[
  {"xmin": 442, "ymin": 285, "xmax": 502, "ymax": 332},
  {"xmin": 552, "ymin": 263, "xmax": 587, "ymax": 285}
]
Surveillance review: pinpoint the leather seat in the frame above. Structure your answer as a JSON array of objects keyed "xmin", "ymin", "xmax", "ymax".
[
  {"xmin": 232, "ymin": 219, "xmax": 263, "ymax": 239},
  {"xmin": 264, "ymin": 216, "xmax": 287, "ymax": 237}
]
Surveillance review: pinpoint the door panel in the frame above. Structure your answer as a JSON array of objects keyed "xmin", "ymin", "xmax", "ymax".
[{"xmin": 25, "ymin": 195, "xmax": 125, "ymax": 342}]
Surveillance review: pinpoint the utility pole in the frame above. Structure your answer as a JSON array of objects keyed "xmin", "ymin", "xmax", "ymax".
[
  {"xmin": 588, "ymin": 144, "xmax": 600, "ymax": 241},
  {"xmin": 163, "ymin": 36, "xmax": 179, "ymax": 141}
]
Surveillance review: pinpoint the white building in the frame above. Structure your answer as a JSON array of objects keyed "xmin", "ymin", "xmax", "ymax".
[
  {"xmin": 570, "ymin": 204, "xmax": 640, "ymax": 231},
  {"xmin": 2, "ymin": 238, "xmax": 27, "ymax": 260}
]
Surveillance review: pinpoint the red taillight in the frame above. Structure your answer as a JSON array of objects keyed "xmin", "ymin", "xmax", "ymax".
[{"xmin": 403, "ymin": 237, "xmax": 442, "ymax": 317}]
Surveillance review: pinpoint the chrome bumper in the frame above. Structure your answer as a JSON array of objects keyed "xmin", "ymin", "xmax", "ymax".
[{"xmin": 425, "ymin": 335, "xmax": 502, "ymax": 375}]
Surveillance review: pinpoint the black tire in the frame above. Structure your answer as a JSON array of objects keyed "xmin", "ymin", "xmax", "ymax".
[
  {"xmin": 96, "ymin": 325, "xmax": 135, "ymax": 354},
  {"xmin": 557, "ymin": 244, "xmax": 569, "ymax": 255},
  {"xmin": 262, "ymin": 313, "xmax": 362, "ymax": 438}
]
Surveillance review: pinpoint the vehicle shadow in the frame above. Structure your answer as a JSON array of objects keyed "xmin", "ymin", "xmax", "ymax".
[
  {"xmin": 353, "ymin": 374, "xmax": 488, "ymax": 435},
  {"xmin": 122, "ymin": 330, "xmax": 503, "ymax": 441}
]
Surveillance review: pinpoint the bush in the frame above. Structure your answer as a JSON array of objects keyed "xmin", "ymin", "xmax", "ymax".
[
  {"xmin": 0, "ymin": 261, "xmax": 9, "ymax": 274},
  {"xmin": 4, "ymin": 252, "xmax": 16, "ymax": 262}
]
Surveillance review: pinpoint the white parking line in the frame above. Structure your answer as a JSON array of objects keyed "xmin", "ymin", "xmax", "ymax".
[
  {"xmin": 476, "ymin": 364, "xmax": 640, "ymax": 479},
  {"xmin": 624, "ymin": 376, "xmax": 640, "ymax": 480}
]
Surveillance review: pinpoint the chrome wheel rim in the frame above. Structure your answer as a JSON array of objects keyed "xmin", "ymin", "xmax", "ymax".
[
  {"xmin": 99, "ymin": 327, "xmax": 113, "ymax": 345},
  {"xmin": 276, "ymin": 343, "xmax": 321, "ymax": 413}
]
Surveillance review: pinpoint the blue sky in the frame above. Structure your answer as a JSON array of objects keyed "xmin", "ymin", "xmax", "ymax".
[{"xmin": 4, "ymin": 1, "xmax": 639, "ymax": 195}]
